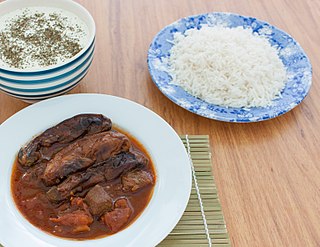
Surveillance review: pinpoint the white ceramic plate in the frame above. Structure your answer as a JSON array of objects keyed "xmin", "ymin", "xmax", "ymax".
[{"xmin": 0, "ymin": 94, "xmax": 192, "ymax": 247}]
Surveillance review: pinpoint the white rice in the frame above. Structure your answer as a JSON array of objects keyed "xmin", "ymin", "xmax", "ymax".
[{"xmin": 168, "ymin": 26, "xmax": 287, "ymax": 108}]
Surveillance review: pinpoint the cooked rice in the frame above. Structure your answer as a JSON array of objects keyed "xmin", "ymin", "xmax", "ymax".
[{"xmin": 168, "ymin": 26, "xmax": 287, "ymax": 108}]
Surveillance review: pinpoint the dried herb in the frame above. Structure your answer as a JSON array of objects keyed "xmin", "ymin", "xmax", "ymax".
[{"xmin": 0, "ymin": 9, "xmax": 86, "ymax": 69}]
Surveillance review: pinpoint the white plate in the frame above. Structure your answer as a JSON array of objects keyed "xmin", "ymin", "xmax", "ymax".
[{"xmin": 0, "ymin": 94, "xmax": 192, "ymax": 247}]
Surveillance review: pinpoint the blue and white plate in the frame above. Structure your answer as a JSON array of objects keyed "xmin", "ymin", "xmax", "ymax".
[{"xmin": 147, "ymin": 12, "xmax": 312, "ymax": 122}]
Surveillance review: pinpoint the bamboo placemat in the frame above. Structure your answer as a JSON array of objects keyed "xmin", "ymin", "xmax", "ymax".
[
  {"xmin": 158, "ymin": 135, "xmax": 230, "ymax": 247},
  {"xmin": 0, "ymin": 135, "xmax": 230, "ymax": 247}
]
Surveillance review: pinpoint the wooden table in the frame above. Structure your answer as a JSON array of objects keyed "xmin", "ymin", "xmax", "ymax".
[{"xmin": 1, "ymin": 0, "xmax": 319, "ymax": 246}]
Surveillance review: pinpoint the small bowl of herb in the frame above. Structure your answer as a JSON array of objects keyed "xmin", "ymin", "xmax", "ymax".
[{"xmin": 0, "ymin": 0, "xmax": 96, "ymax": 102}]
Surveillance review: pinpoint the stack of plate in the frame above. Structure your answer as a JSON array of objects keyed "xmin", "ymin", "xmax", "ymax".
[{"xmin": 0, "ymin": 0, "xmax": 96, "ymax": 103}]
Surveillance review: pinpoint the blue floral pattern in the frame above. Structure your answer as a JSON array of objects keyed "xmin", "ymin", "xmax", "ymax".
[{"xmin": 147, "ymin": 13, "xmax": 312, "ymax": 122}]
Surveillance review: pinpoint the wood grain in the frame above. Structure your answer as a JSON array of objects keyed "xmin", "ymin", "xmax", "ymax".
[{"xmin": 1, "ymin": 0, "xmax": 320, "ymax": 246}]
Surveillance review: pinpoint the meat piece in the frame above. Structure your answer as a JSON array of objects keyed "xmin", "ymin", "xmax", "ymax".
[
  {"xmin": 122, "ymin": 169, "xmax": 154, "ymax": 192},
  {"xmin": 46, "ymin": 170, "xmax": 98, "ymax": 203},
  {"xmin": 21, "ymin": 162, "xmax": 47, "ymax": 183},
  {"xmin": 42, "ymin": 131, "xmax": 130, "ymax": 186},
  {"xmin": 49, "ymin": 197, "xmax": 93, "ymax": 233},
  {"xmin": 85, "ymin": 185, "xmax": 113, "ymax": 216},
  {"xmin": 133, "ymin": 151, "xmax": 149, "ymax": 167},
  {"xmin": 18, "ymin": 114, "xmax": 112, "ymax": 167},
  {"xmin": 104, "ymin": 151, "xmax": 148, "ymax": 180},
  {"xmin": 72, "ymin": 174, "xmax": 106, "ymax": 197},
  {"xmin": 102, "ymin": 198, "xmax": 132, "ymax": 233},
  {"xmin": 46, "ymin": 152, "xmax": 146, "ymax": 202}
]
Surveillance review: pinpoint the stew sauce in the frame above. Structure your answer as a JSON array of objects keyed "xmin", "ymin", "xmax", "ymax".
[{"xmin": 11, "ymin": 115, "xmax": 156, "ymax": 240}]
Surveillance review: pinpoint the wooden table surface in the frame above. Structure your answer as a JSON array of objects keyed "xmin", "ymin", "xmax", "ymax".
[{"xmin": 1, "ymin": 0, "xmax": 320, "ymax": 246}]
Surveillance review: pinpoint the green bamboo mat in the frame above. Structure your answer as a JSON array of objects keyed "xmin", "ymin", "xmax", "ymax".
[
  {"xmin": 158, "ymin": 135, "xmax": 230, "ymax": 247},
  {"xmin": 0, "ymin": 135, "xmax": 230, "ymax": 247}
]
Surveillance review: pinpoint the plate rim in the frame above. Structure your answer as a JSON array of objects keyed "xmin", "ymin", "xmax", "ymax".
[{"xmin": 0, "ymin": 93, "xmax": 192, "ymax": 247}]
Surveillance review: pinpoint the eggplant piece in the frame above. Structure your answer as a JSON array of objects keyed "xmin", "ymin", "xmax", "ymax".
[
  {"xmin": 18, "ymin": 114, "xmax": 112, "ymax": 167},
  {"xmin": 42, "ymin": 131, "xmax": 131, "ymax": 186},
  {"xmin": 46, "ymin": 151, "xmax": 147, "ymax": 203}
]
